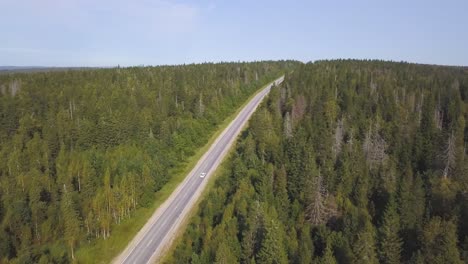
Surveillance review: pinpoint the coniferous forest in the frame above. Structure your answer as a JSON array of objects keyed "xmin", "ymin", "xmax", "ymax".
[
  {"xmin": 168, "ymin": 60, "xmax": 468, "ymax": 264},
  {"xmin": 0, "ymin": 61, "xmax": 294, "ymax": 263}
]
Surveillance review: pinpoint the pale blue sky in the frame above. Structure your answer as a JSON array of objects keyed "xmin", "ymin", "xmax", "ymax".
[{"xmin": 1, "ymin": 0, "xmax": 467, "ymax": 66}]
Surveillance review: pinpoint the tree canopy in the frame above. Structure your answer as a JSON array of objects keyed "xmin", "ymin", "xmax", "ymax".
[
  {"xmin": 168, "ymin": 60, "xmax": 468, "ymax": 264},
  {"xmin": 0, "ymin": 61, "xmax": 296, "ymax": 263}
]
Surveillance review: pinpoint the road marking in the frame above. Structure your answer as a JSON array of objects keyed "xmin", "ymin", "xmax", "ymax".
[{"xmin": 147, "ymin": 239, "xmax": 153, "ymax": 247}]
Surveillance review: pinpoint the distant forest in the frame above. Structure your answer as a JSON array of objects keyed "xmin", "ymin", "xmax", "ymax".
[
  {"xmin": 168, "ymin": 61, "xmax": 468, "ymax": 264},
  {"xmin": 0, "ymin": 61, "xmax": 294, "ymax": 263}
]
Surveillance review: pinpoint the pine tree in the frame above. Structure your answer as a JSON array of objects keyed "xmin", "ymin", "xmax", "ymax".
[
  {"xmin": 274, "ymin": 167, "xmax": 289, "ymax": 223},
  {"xmin": 353, "ymin": 219, "xmax": 378, "ymax": 264},
  {"xmin": 257, "ymin": 218, "xmax": 288, "ymax": 264},
  {"xmin": 421, "ymin": 217, "xmax": 462, "ymax": 264},
  {"xmin": 398, "ymin": 167, "xmax": 425, "ymax": 260},
  {"xmin": 378, "ymin": 197, "xmax": 402, "ymax": 264},
  {"xmin": 306, "ymin": 170, "xmax": 329, "ymax": 225},
  {"xmin": 298, "ymin": 225, "xmax": 313, "ymax": 264},
  {"xmin": 321, "ymin": 240, "xmax": 337, "ymax": 264},
  {"xmin": 215, "ymin": 241, "xmax": 238, "ymax": 264}
]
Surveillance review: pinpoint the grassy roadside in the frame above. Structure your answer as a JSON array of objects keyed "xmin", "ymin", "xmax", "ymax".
[
  {"xmin": 159, "ymin": 77, "xmax": 282, "ymax": 263},
  {"xmin": 159, "ymin": 140, "xmax": 237, "ymax": 264},
  {"xmin": 74, "ymin": 76, "xmax": 282, "ymax": 264}
]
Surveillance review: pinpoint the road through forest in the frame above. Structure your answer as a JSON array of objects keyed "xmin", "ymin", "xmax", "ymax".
[{"xmin": 113, "ymin": 76, "xmax": 284, "ymax": 264}]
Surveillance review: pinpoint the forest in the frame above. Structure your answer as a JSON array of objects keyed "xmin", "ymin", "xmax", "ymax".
[
  {"xmin": 168, "ymin": 60, "xmax": 468, "ymax": 264},
  {"xmin": 0, "ymin": 61, "xmax": 294, "ymax": 263}
]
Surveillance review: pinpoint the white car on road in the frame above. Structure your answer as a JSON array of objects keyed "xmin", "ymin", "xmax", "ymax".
[{"xmin": 200, "ymin": 172, "xmax": 206, "ymax": 178}]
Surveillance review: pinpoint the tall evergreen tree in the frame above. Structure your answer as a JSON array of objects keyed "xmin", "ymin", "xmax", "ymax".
[
  {"xmin": 257, "ymin": 217, "xmax": 288, "ymax": 264},
  {"xmin": 352, "ymin": 218, "xmax": 378, "ymax": 264},
  {"xmin": 421, "ymin": 217, "xmax": 462, "ymax": 264},
  {"xmin": 378, "ymin": 196, "xmax": 402, "ymax": 264}
]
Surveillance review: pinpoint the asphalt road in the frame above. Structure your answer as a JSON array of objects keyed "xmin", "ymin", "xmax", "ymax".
[{"xmin": 114, "ymin": 76, "xmax": 284, "ymax": 264}]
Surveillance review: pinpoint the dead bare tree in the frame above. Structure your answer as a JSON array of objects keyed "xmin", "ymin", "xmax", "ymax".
[
  {"xmin": 434, "ymin": 93, "xmax": 443, "ymax": 130},
  {"xmin": 363, "ymin": 123, "xmax": 388, "ymax": 169},
  {"xmin": 306, "ymin": 170, "xmax": 327, "ymax": 225},
  {"xmin": 408, "ymin": 93, "xmax": 415, "ymax": 115},
  {"xmin": 69, "ymin": 99, "xmax": 76, "ymax": 120},
  {"xmin": 292, "ymin": 95, "xmax": 307, "ymax": 123},
  {"xmin": 332, "ymin": 118, "xmax": 345, "ymax": 160},
  {"xmin": 370, "ymin": 77, "xmax": 377, "ymax": 95},
  {"xmin": 280, "ymin": 87, "xmax": 287, "ymax": 106},
  {"xmin": 9, "ymin": 80, "xmax": 21, "ymax": 96},
  {"xmin": 284, "ymin": 112, "xmax": 293, "ymax": 138},
  {"xmin": 434, "ymin": 109, "xmax": 443, "ymax": 130},
  {"xmin": 306, "ymin": 170, "xmax": 339, "ymax": 225},
  {"xmin": 371, "ymin": 132, "xmax": 388, "ymax": 167},
  {"xmin": 199, "ymin": 93, "xmax": 205, "ymax": 116},
  {"xmin": 348, "ymin": 129, "xmax": 354, "ymax": 147},
  {"xmin": 416, "ymin": 93, "xmax": 424, "ymax": 126},
  {"xmin": 363, "ymin": 127, "xmax": 373, "ymax": 158},
  {"xmin": 443, "ymin": 130, "xmax": 456, "ymax": 179},
  {"xmin": 394, "ymin": 89, "xmax": 400, "ymax": 105}
]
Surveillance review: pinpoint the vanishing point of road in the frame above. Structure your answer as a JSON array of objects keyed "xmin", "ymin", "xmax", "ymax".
[{"xmin": 113, "ymin": 76, "xmax": 284, "ymax": 264}]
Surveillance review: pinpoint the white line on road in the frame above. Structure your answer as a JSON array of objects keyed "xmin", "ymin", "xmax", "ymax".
[{"xmin": 146, "ymin": 239, "xmax": 153, "ymax": 248}]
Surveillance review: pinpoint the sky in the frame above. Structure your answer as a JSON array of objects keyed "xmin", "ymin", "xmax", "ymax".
[{"xmin": 1, "ymin": 0, "xmax": 467, "ymax": 67}]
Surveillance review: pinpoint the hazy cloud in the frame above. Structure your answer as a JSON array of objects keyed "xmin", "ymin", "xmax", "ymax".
[
  {"xmin": 1, "ymin": 1, "xmax": 466, "ymax": 66},
  {"xmin": 0, "ymin": 0, "xmax": 201, "ymax": 38},
  {"xmin": 0, "ymin": 0, "xmax": 202, "ymax": 65}
]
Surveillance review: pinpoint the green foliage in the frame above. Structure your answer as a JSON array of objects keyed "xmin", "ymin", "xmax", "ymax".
[
  {"xmin": 421, "ymin": 217, "xmax": 463, "ymax": 264},
  {"xmin": 378, "ymin": 197, "xmax": 402, "ymax": 264},
  {"xmin": 352, "ymin": 218, "xmax": 378, "ymax": 264},
  {"xmin": 321, "ymin": 241, "xmax": 337, "ymax": 264},
  {"xmin": 0, "ymin": 61, "xmax": 294, "ymax": 262},
  {"xmin": 168, "ymin": 60, "xmax": 468, "ymax": 264},
  {"xmin": 257, "ymin": 216, "xmax": 288, "ymax": 264}
]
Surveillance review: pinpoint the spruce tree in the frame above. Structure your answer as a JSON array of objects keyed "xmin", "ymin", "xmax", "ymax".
[
  {"xmin": 421, "ymin": 217, "xmax": 462, "ymax": 264},
  {"xmin": 257, "ymin": 218, "xmax": 288, "ymax": 264},
  {"xmin": 378, "ymin": 197, "xmax": 402, "ymax": 264},
  {"xmin": 353, "ymin": 219, "xmax": 378, "ymax": 264}
]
